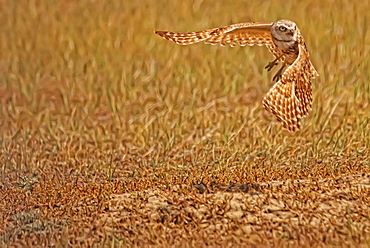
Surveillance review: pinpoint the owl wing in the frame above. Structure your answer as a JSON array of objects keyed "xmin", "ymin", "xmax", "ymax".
[
  {"xmin": 262, "ymin": 32, "xmax": 316, "ymax": 132},
  {"xmin": 155, "ymin": 22, "xmax": 274, "ymax": 47}
]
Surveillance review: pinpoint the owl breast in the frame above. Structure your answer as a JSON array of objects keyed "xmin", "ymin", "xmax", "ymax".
[{"xmin": 272, "ymin": 38, "xmax": 299, "ymax": 65}]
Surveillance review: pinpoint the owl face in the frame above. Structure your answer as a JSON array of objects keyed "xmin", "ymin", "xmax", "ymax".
[{"xmin": 271, "ymin": 20, "xmax": 297, "ymax": 42}]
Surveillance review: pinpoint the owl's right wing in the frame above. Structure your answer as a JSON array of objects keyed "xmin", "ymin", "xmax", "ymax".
[
  {"xmin": 262, "ymin": 31, "xmax": 316, "ymax": 132},
  {"xmin": 155, "ymin": 22, "xmax": 274, "ymax": 47}
]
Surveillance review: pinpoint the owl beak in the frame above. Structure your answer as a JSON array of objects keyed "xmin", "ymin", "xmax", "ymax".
[{"xmin": 287, "ymin": 30, "xmax": 294, "ymax": 36}]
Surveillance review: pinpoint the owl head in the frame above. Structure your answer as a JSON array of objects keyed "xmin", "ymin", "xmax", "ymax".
[{"xmin": 271, "ymin": 20, "xmax": 297, "ymax": 41}]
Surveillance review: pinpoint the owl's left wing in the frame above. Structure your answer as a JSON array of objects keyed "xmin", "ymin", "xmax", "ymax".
[
  {"xmin": 262, "ymin": 31, "xmax": 317, "ymax": 132},
  {"xmin": 155, "ymin": 22, "xmax": 274, "ymax": 47}
]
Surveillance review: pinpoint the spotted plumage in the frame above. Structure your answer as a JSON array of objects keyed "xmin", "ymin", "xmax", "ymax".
[{"xmin": 155, "ymin": 20, "xmax": 318, "ymax": 132}]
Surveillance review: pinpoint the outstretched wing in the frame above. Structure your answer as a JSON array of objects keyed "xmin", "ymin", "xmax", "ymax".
[
  {"xmin": 262, "ymin": 31, "xmax": 315, "ymax": 132},
  {"xmin": 155, "ymin": 22, "xmax": 274, "ymax": 47}
]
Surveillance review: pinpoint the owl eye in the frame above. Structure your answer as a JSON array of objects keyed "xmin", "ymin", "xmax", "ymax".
[{"xmin": 279, "ymin": 26, "xmax": 287, "ymax": 31}]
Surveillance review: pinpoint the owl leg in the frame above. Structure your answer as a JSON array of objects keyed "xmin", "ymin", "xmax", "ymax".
[
  {"xmin": 272, "ymin": 62, "xmax": 286, "ymax": 82},
  {"xmin": 264, "ymin": 54, "xmax": 284, "ymax": 72},
  {"xmin": 264, "ymin": 59, "xmax": 279, "ymax": 72}
]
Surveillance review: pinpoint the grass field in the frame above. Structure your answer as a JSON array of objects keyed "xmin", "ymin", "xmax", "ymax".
[{"xmin": 1, "ymin": 0, "xmax": 369, "ymax": 247}]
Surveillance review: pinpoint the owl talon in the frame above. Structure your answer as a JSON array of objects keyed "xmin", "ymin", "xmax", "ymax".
[
  {"xmin": 265, "ymin": 61, "xmax": 279, "ymax": 71},
  {"xmin": 272, "ymin": 72, "xmax": 282, "ymax": 82},
  {"xmin": 265, "ymin": 53, "xmax": 284, "ymax": 72},
  {"xmin": 272, "ymin": 64, "xmax": 285, "ymax": 82}
]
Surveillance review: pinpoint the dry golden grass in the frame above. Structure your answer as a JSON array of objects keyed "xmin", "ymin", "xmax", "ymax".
[{"xmin": 0, "ymin": 0, "xmax": 369, "ymax": 247}]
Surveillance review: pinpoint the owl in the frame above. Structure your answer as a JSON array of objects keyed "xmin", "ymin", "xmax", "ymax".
[{"xmin": 155, "ymin": 20, "xmax": 318, "ymax": 132}]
